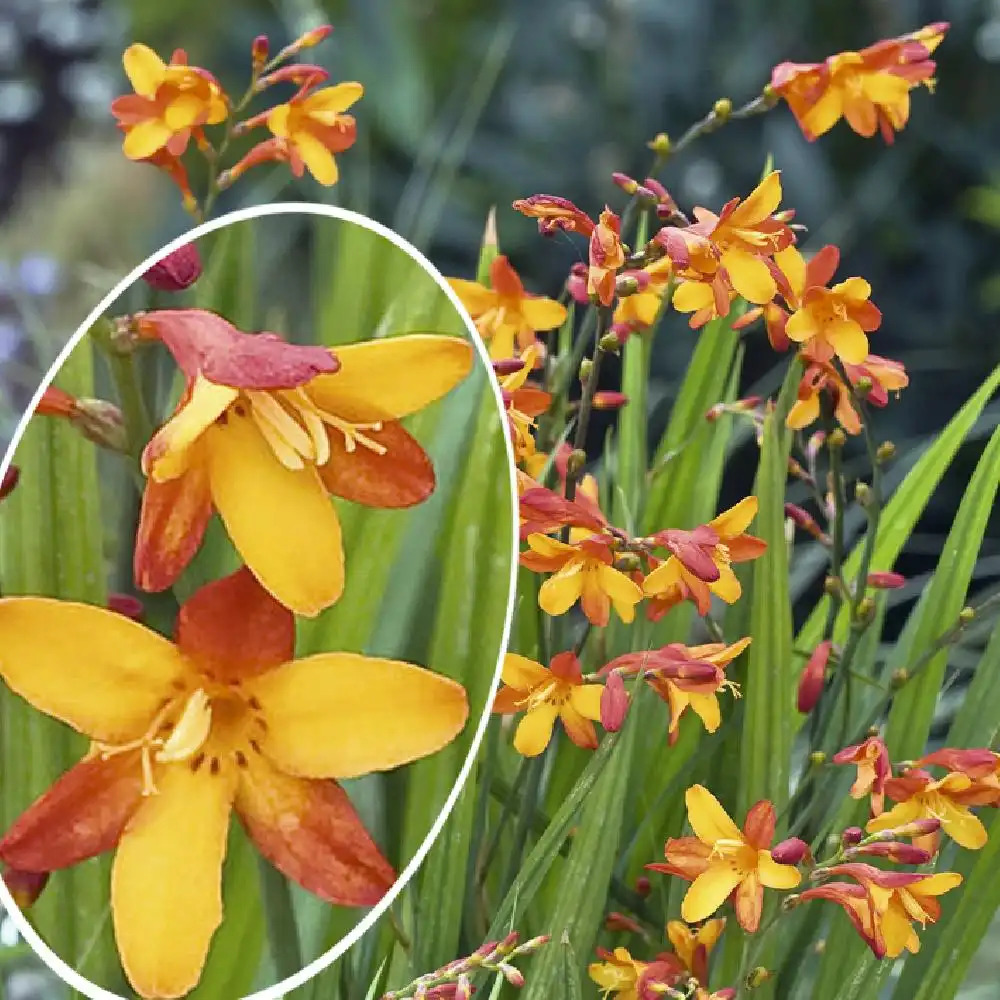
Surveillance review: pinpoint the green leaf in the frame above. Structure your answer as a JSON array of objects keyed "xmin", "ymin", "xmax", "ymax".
[
  {"xmin": 195, "ymin": 221, "xmax": 257, "ymax": 330},
  {"xmin": 884, "ymin": 422, "xmax": 1000, "ymax": 759}
]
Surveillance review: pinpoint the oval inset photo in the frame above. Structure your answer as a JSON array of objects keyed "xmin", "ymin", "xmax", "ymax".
[{"xmin": 0, "ymin": 206, "xmax": 516, "ymax": 1000}]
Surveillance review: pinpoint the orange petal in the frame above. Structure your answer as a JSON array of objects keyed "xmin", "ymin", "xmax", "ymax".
[
  {"xmin": 305, "ymin": 335, "xmax": 474, "ymax": 423},
  {"xmin": 247, "ymin": 653, "xmax": 469, "ymax": 779},
  {"xmin": 204, "ymin": 407, "xmax": 345, "ymax": 617},
  {"xmin": 134, "ymin": 464, "xmax": 213, "ymax": 593},
  {"xmin": 175, "ymin": 567, "xmax": 294, "ymax": 684},
  {"xmin": 0, "ymin": 753, "xmax": 143, "ymax": 872},
  {"xmin": 733, "ymin": 871, "xmax": 764, "ymax": 932},
  {"xmin": 316, "ymin": 421, "xmax": 434, "ymax": 508},
  {"xmin": 112, "ymin": 761, "xmax": 236, "ymax": 1000},
  {"xmin": 236, "ymin": 753, "xmax": 394, "ymax": 906},
  {"xmin": 0, "ymin": 598, "xmax": 187, "ymax": 743}
]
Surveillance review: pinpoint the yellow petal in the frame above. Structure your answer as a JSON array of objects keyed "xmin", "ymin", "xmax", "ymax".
[
  {"xmin": 826, "ymin": 319, "xmax": 869, "ymax": 364},
  {"xmin": 204, "ymin": 407, "xmax": 344, "ymax": 617},
  {"xmin": 721, "ymin": 249, "xmax": 777, "ymax": 305},
  {"xmin": 671, "ymin": 280, "xmax": 715, "ymax": 314},
  {"xmin": 866, "ymin": 799, "xmax": 920, "ymax": 834},
  {"xmin": 710, "ymin": 563, "xmax": 742, "ymax": 604},
  {"xmin": 681, "ymin": 864, "xmax": 744, "ymax": 923},
  {"xmin": 774, "ymin": 246, "xmax": 806, "ymax": 301},
  {"xmin": 862, "ymin": 71, "xmax": 911, "ymax": 107},
  {"xmin": 570, "ymin": 683, "xmax": 605, "ymax": 722},
  {"xmin": 304, "ymin": 82, "xmax": 365, "ymax": 116},
  {"xmin": 306, "ymin": 335, "xmax": 474, "ymax": 423},
  {"xmin": 689, "ymin": 693, "xmax": 721, "ymax": 733},
  {"xmin": 247, "ymin": 653, "xmax": 469, "ymax": 779},
  {"xmin": 123, "ymin": 43, "xmax": 167, "ymax": 98},
  {"xmin": 122, "ymin": 119, "xmax": 174, "ymax": 160},
  {"xmin": 267, "ymin": 103, "xmax": 291, "ymax": 138},
  {"xmin": 519, "ymin": 297, "xmax": 568, "ymax": 332},
  {"xmin": 784, "ymin": 307, "xmax": 820, "ymax": 344},
  {"xmin": 709, "ymin": 496, "xmax": 758, "ymax": 538},
  {"xmin": 685, "ymin": 784, "xmax": 743, "ymax": 845},
  {"xmin": 937, "ymin": 800, "xmax": 988, "ymax": 850},
  {"xmin": 513, "ymin": 702, "xmax": 559, "ymax": 757},
  {"xmin": 0, "ymin": 598, "xmax": 187, "ymax": 743},
  {"xmin": 294, "ymin": 131, "xmax": 339, "ymax": 185},
  {"xmin": 538, "ymin": 565, "xmax": 584, "ymax": 617},
  {"xmin": 802, "ymin": 83, "xmax": 844, "ymax": 137},
  {"xmin": 502, "ymin": 653, "xmax": 551, "ymax": 691},
  {"xmin": 834, "ymin": 277, "xmax": 872, "ymax": 302},
  {"xmin": 598, "ymin": 563, "xmax": 643, "ymax": 622},
  {"xmin": 756, "ymin": 850, "xmax": 801, "ymax": 889},
  {"xmin": 447, "ymin": 279, "xmax": 497, "ymax": 317},
  {"xmin": 732, "ymin": 171, "xmax": 782, "ymax": 226},
  {"xmin": 112, "ymin": 762, "xmax": 235, "ymax": 999},
  {"xmin": 144, "ymin": 376, "xmax": 238, "ymax": 481}
]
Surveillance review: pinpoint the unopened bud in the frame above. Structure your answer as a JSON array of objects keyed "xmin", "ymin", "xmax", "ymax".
[
  {"xmin": 579, "ymin": 358, "xmax": 594, "ymax": 383},
  {"xmin": 601, "ymin": 671, "xmax": 630, "ymax": 732},
  {"xmin": 878, "ymin": 817, "xmax": 941, "ymax": 839},
  {"xmin": 615, "ymin": 271, "xmax": 650, "ymax": 297},
  {"xmin": 108, "ymin": 593, "xmax": 144, "ymax": 621},
  {"xmin": 854, "ymin": 376, "xmax": 873, "ymax": 395},
  {"xmin": 867, "ymin": 571, "xmax": 905, "ymax": 590},
  {"xmin": 828, "ymin": 429, "xmax": 847, "ymax": 450},
  {"xmin": 599, "ymin": 332, "xmax": 622, "ymax": 353},
  {"xmin": 0, "ymin": 464, "xmax": 19, "ymax": 500},
  {"xmin": 499, "ymin": 964, "xmax": 524, "ymax": 987},
  {"xmin": 605, "ymin": 910, "xmax": 643, "ymax": 933},
  {"xmin": 746, "ymin": 967, "xmax": 771, "ymax": 989},
  {"xmin": 279, "ymin": 24, "xmax": 333, "ymax": 60},
  {"xmin": 2, "ymin": 868, "xmax": 49, "ymax": 909},
  {"xmin": 876, "ymin": 441, "xmax": 896, "ymax": 463},
  {"xmin": 713, "ymin": 98, "xmax": 733, "ymax": 120},
  {"xmin": 635, "ymin": 875, "xmax": 651, "ymax": 897},
  {"xmin": 823, "ymin": 575, "xmax": 846, "ymax": 598},
  {"xmin": 520, "ymin": 935, "xmax": 550, "ymax": 953},
  {"xmin": 142, "ymin": 242, "xmax": 202, "ymax": 292},
  {"xmin": 71, "ymin": 398, "xmax": 128, "ymax": 453},
  {"xmin": 612, "ymin": 171, "xmax": 639, "ymax": 194},
  {"xmin": 36, "ymin": 384, "xmax": 77, "ymax": 417},
  {"xmin": 810, "ymin": 750, "xmax": 826, "ymax": 767},
  {"xmin": 566, "ymin": 449, "xmax": 587, "ymax": 477},
  {"xmin": 785, "ymin": 503, "xmax": 831, "ymax": 545},
  {"xmin": 455, "ymin": 973, "xmax": 473, "ymax": 1000},
  {"xmin": 848, "ymin": 842, "xmax": 931, "ymax": 865},
  {"xmin": 853, "ymin": 597, "xmax": 876, "ymax": 627},
  {"xmin": 855, "ymin": 482, "xmax": 872, "ymax": 506},
  {"xmin": 890, "ymin": 668, "xmax": 909, "ymax": 689},
  {"xmin": 593, "ymin": 390, "xmax": 629, "ymax": 411},
  {"xmin": 492, "ymin": 358, "xmax": 526, "ymax": 377},
  {"xmin": 770, "ymin": 837, "xmax": 811, "ymax": 865},
  {"xmin": 841, "ymin": 826, "xmax": 864, "ymax": 846},
  {"xmin": 251, "ymin": 34, "xmax": 270, "ymax": 69},
  {"xmin": 647, "ymin": 132, "xmax": 671, "ymax": 154},
  {"xmin": 613, "ymin": 552, "xmax": 641, "ymax": 572},
  {"xmin": 797, "ymin": 641, "xmax": 832, "ymax": 714},
  {"xmin": 959, "ymin": 606, "xmax": 975, "ymax": 624}
]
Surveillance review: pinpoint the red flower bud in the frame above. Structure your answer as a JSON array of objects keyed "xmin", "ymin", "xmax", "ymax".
[
  {"xmin": 797, "ymin": 641, "xmax": 832, "ymax": 714},
  {"xmin": 873, "ymin": 817, "xmax": 941, "ymax": 840},
  {"xmin": 612, "ymin": 171, "xmax": 639, "ymax": 194},
  {"xmin": 635, "ymin": 875, "xmax": 651, "ymax": 897},
  {"xmin": 785, "ymin": 503, "xmax": 831, "ymax": 545},
  {"xmin": 492, "ymin": 358, "xmax": 526, "ymax": 377},
  {"xmin": 601, "ymin": 671, "xmax": 629, "ymax": 732},
  {"xmin": 35, "ymin": 385, "xmax": 77, "ymax": 418},
  {"xmin": 2, "ymin": 867, "xmax": 49, "ymax": 908},
  {"xmin": 593, "ymin": 391, "xmax": 629, "ymax": 411},
  {"xmin": 866, "ymin": 571, "xmax": 905, "ymax": 590},
  {"xmin": 0, "ymin": 464, "xmax": 19, "ymax": 500},
  {"xmin": 848, "ymin": 841, "xmax": 932, "ymax": 865},
  {"xmin": 605, "ymin": 911, "xmax": 643, "ymax": 933},
  {"xmin": 142, "ymin": 242, "xmax": 203, "ymax": 292},
  {"xmin": 770, "ymin": 837, "xmax": 811, "ymax": 865},
  {"xmin": 841, "ymin": 826, "xmax": 864, "ymax": 846},
  {"xmin": 251, "ymin": 34, "xmax": 270, "ymax": 68},
  {"xmin": 108, "ymin": 592, "xmax": 144, "ymax": 621}
]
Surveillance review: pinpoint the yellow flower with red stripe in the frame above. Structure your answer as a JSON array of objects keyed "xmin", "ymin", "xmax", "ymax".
[
  {"xmin": 613, "ymin": 256, "xmax": 673, "ymax": 331},
  {"xmin": 132, "ymin": 309, "xmax": 472, "ymax": 616},
  {"xmin": 111, "ymin": 45, "xmax": 227, "ymax": 160},
  {"xmin": 643, "ymin": 498, "xmax": 767, "ymax": 616},
  {"xmin": 589, "ymin": 208, "xmax": 626, "ymax": 306},
  {"xmin": 448, "ymin": 256, "xmax": 567, "ymax": 360},
  {"xmin": 771, "ymin": 23, "xmax": 949, "ymax": 144},
  {"xmin": 266, "ymin": 82, "xmax": 363, "ymax": 185},
  {"xmin": 493, "ymin": 651, "xmax": 605, "ymax": 757},
  {"xmin": 0, "ymin": 568, "xmax": 468, "ymax": 999},
  {"xmin": 648, "ymin": 786, "xmax": 800, "ymax": 932}
]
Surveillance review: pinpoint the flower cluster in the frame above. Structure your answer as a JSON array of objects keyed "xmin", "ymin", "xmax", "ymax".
[
  {"xmin": 0, "ymin": 247, "xmax": 475, "ymax": 999},
  {"xmin": 111, "ymin": 25, "xmax": 360, "ymax": 218}
]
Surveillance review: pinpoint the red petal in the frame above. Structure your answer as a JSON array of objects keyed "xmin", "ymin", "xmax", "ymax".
[
  {"xmin": 236, "ymin": 758, "xmax": 394, "ymax": 906},
  {"xmin": 316, "ymin": 421, "xmax": 434, "ymax": 508},
  {"xmin": 549, "ymin": 651, "xmax": 582, "ymax": 682},
  {"xmin": 137, "ymin": 309, "xmax": 339, "ymax": 388},
  {"xmin": 175, "ymin": 567, "xmax": 294, "ymax": 683},
  {"xmin": 0, "ymin": 754, "xmax": 143, "ymax": 872},
  {"xmin": 134, "ymin": 467, "xmax": 212, "ymax": 592},
  {"xmin": 742, "ymin": 799, "xmax": 776, "ymax": 849}
]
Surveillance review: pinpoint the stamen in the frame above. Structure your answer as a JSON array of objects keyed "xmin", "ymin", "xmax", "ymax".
[
  {"xmin": 286, "ymin": 389, "xmax": 331, "ymax": 466},
  {"xmin": 155, "ymin": 689, "xmax": 212, "ymax": 763},
  {"xmin": 246, "ymin": 391, "xmax": 314, "ymax": 470}
]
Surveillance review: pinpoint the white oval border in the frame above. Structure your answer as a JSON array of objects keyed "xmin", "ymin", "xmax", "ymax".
[{"xmin": 0, "ymin": 203, "xmax": 518, "ymax": 1000}]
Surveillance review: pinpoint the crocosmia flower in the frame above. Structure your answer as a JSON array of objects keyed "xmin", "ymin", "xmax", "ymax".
[
  {"xmin": 448, "ymin": 256, "xmax": 567, "ymax": 360},
  {"xmin": 588, "ymin": 207, "xmax": 626, "ymax": 306},
  {"xmin": 499, "ymin": 346, "xmax": 552, "ymax": 470},
  {"xmin": 771, "ymin": 23, "xmax": 948, "ymax": 144},
  {"xmin": 648, "ymin": 785, "xmax": 800, "ymax": 932},
  {"xmin": 0, "ymin": 567, "xmax": 468, "ymax": 999},
  {"xmin": 132, "ymin": 309, "xmax": 473, "ymax": 616},
  {"xmin": 666, "ymin": 917, "xmax": 725, "ymax": 985},
  {"xmin": 493, "ymin": 651, "xmax": 605, "ymax": 757},
  {"xmin": 784, "ymin": 276, "xmax": 881, "ymax": 365},
  {"xmin": 266, "ymin": 82, "xmax": 363, "ymax": 185},
  {"xmin": 111, "ymin": 45, "xmax": 227, "ymax": 160},
  {"xmin": 588, "ymin": 946, "xmax": 648, "ymax": 999}
]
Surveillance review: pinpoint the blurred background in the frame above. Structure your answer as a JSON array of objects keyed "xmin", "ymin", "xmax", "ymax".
[{"xmin": 0, "ymin": 0, "xmax": 998, "ymax": 996}]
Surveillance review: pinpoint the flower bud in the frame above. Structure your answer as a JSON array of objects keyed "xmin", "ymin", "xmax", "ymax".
[
  {"xmin": 770, "ymin": 837, "xmax": 811, "ymax": 865},
  {"xmin": 566, "ymin": 449, "xmax": 587, "ymax": 477},
  {"xmin": 605, "ymin": 910, "xmax": 643, "ymax": 933},
  {"xmin": 0, "ymin": 464, "xmax": 20, "ymax": 500},
  {"xmin": 848, "ymin": 841, "xmax": 931, "ymax": 865},
  {"xmin": 828, "ymin": 428, "xmax": 847, "ymax": 450},
  {"xmin": 841, "ymin": 826, "xmax": 864, "ymax": 846},
  {"xmin": 251, "ymin": 34, "xmax": 270, "ymax": 69},
  {"xmin": 499, "ymin": 963, "xmax": 524, "ymax": 987},
  {"xmin": 797, "ymin": 641, "xmax": 832, "ymax": 714},
  {"xmin": 71, "ymin": 398, "xmax": 128, "ymax": 453},
  {"xmin": 854, "ymin": 375, "xmax": 873, "ymax": 395},
  {"xmin": 809, "ymin": 750, "xmax": 826, "ymax": 767},
  {"xmin": 959, "ymin": 606, "xmax": 975, "ymax": 624},
  {"xmin": 601, "ymin": 671, "xmax": 629, "ymax": 732},
  {"xmin": 520, "ymin": 934, "xmax": 550, "ymax": 953},
  {"xmin": 713, "ymin": 98, "xmax": 733, "ymax": 120},
  {"xmin": 876, "ymin": 817, "xmax": 941, "ymax": 840},
  {"xmin": 455, "ymin": 974, "xmax": 473, "ymax": 1000},
  {"xmin": 36, "ymin": 385, "xmax": 77, "ymax": 418},
  {"xmin": 853, "ymin": 597, "xmax": 876, "ymax": 628},
  {"xmin": 612, "ymin": 172, "xmax": 639, "ymax": 194},
  {"xmin": 613, "ymin": 552, "xmax": 641, "ymax": 572},
  {"xmin": 866, "ymin": 571, "xmax": 905, "ymax": 590},
  {"xmin": 566, "ymin": 262, "xmax": 590, "ymax": 305},
  {"xmin": 746, "ymin": 967, "xmax": 771, "ymax": 989},
  {"xmin": 855, "ymin": 482, "xmax": 872, "ymax": 506},
  {"xmin": 785, "ymin": 503, "xmax": 831, "ymax": 546},
  {"xmin": 142, "ymin": 243, "xmax": 203, "ymax": 292},
  {"xmin": 635, "ymin": 875, "xmax": 651, "ymax": 897},
  {"xmin": 615, "ymin": 270, "xmax": 650, "ymax": 297},
  {"xmin": 278, "ymin": 24, "xmax": 333, "ymax": 61},
  {"xmin": 593, "ymin": 391, "xmax": 629, "ymax": 411},
  {"xmin": 876, "ymin": 441, "xmax": 896, "ymax": 463},
  {"xmin": 108, "ymin": 593, "xmax": 144, "ymax": 621},
  {"xmin": 891, "ymin": 667, "xmax": 909, "ymax": 689},
  {"xmin": 579, "ymin": 358, "xmax": 593, "ymax": 383},
  {"xmin": 599, "ymin": 332, "xmax": 622, "ymax": 353},
  {"xmin": 647, "ymin": 132, "xmax": 671, "ymax": 154},
  {"xmin": 823, "ymin": 575, "xmax": 846, "ymax": 598},
  {"xmin": 3, "ymin": 868, "xmax": 49, "ymax": 909}
]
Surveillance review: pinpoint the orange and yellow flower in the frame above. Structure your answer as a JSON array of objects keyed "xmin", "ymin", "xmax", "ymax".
[
  {"xmin": 643, "ymin": 498, "xmax": 767, "ymax": 616},
  {"xmin": 771, "ymin": 23, "xmax": 949, "ymax": 144},
  {"xmin": 520, "ymin": 532, "xmax": 643, "ymax": 626},
  {"xmin": 111, "ymin": 45, "xmax": 227, "ymax": 161},
  {"xmin": 589, "ymin": 208, "xmax": 626, "ymax": 306},
  {"xmin": 493, "ymin": 651, "xmax": 605, "ymax": 757},
  {"xmin": 666, "ymin": 918, "xmax": 725, "ymax": 985},
  {"xmin": 499, "ymin": 347, "xmax": 551, "ymax": 470},
  {"xmin": 648, "ymin": 786, "xmax": 800, "ymax": 932},
  {"xmin": 265, "ymin": 82, "xmax": 362, "ymax": 185},
  {"xmin": 588, "ymin": 947, "xmax": 648, "ymax": 999},
  {"xmin": 132, "ymin": 309, "xmax": 472, "ymax": 616},
  {"xmin": 613, "ymin": 256, "xmax": 673, "ymax": 331},
  {"xmin": 448, "ymin": 256, "xmax": 567, "ymax": 360},
  {"xmin": 833, "ymin": 736, "xmax": 890, "ymax": 814},
  {"xmin": 0, "ymin": 567, "xmax": 468, "ymax": 999},
  {"xmin": 783, "ymin": 274, "xmax": 881, "ymax": 365}
]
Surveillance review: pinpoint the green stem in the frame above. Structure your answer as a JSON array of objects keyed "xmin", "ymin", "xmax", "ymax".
[{"xmin": 257, "ymin": 860, "xmax": 303, "ymax": 981}]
